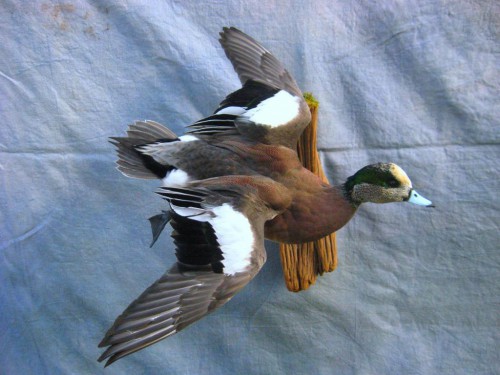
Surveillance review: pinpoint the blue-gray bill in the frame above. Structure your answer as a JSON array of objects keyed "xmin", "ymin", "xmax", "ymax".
[{"xmin": 408, "ymin": 190, "xmax": 434, "ymax": 207}]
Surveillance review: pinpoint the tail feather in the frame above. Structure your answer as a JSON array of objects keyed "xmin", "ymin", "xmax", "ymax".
[
  {"xmin": 127, "ymin": 120, "xmax": 177, "ymax": 140},
  {"xmin": 148, "ymin": 211, "xmax": 172, "ymax": 247},
  {"xmin": 110, "ymin": 120, "xmax": 178, "ymax": 179}
]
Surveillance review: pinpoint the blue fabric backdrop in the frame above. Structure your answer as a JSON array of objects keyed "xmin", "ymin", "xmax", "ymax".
[{"xmin": 1, "ymin": 1, "xmax": 498, "ymax": 374}]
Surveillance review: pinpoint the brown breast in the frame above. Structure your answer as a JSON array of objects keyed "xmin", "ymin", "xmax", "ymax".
[{"xmin": 264, "ymin": 183, "xmax": 357, "ymax": 244}]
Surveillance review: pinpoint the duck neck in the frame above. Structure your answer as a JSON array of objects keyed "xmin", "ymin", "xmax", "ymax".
[
  {"xmin": 341, "ymin": 179, "xmax": 362, "ymax": 208},
  {"xmin": 320, "ymin": 184, "xmax": 359, "ymax": 232}
]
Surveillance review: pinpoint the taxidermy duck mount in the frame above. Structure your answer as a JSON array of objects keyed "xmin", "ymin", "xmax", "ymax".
[{"xmin": 99, "ymin": 27, "xmax": 433, "ymax": 366}]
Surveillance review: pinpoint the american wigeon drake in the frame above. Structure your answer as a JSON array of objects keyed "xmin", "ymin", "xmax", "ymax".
[{"xmin": 99, "ymin": 27, "xmax": 432, "ymax": 366}]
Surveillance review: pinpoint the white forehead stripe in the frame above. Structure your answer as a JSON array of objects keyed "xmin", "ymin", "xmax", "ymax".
[
  {"xmin": 210, "ymin": 204, "xmax": 254, "ymax": 275},
  {"xmin": 242, "ymin": 90, "xmax": 300, "ymax": 128},
  {"xmin": 390, "ymin": 164, "xmax": 412, "ymax": 187}
]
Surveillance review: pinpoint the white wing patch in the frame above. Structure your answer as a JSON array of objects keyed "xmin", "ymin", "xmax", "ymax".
[
  {"xmin": 169, "ymin": 201, "xmax": 254, "ymax": 275},
  {"xmin": 211, "ymin": 204, "xmax": 255, "ymax": 275},
  {"xmin": 241, "ymin": 90, "xmax": 300, "ymax": 128},
  {"xmin": 162, "ymin": 169, "xmax": 191, "ymax": 187},
  {"xmin": 215, "ymin": 106, "xmax": 247, "ymax": 115},
  {"xmin": 178, "ymin": 135, "xmax": 199, "ymax": 142}
]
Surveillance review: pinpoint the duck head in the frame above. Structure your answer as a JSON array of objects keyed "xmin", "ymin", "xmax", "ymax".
[{"xmin": 344, "ymin": 163, "xmax": 433, "ymax": 207}]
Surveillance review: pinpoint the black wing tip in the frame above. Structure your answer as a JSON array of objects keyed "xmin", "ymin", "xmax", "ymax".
[
  {"xmin": 97, "ymin": 354, "xmax": 120, "ymax": 368},
  {"xmin": 98, "ymin": 337, "xmax": 108, "ymax": 348},
  {"xmin": 219, "ymin": 26, "xmax": 248, "ymax": 45},
  {"xmin": 220, "ymin": 26, "xmax": 238, "ymax": 35},
  {"xmin": 97, "ymin": 339, "xmax": 129, "ymax": 367},
  {"xmin": 97, "ymin": 349, "xmax": 110, "ymax": 364}
]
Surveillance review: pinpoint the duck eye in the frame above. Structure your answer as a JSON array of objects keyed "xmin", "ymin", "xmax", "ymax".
[{"xmin": 388, "ymin": 179, "xmax": 399, "ymax": 188}]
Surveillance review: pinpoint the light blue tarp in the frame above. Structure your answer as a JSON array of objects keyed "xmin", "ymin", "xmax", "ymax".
[{"xmin": 1, "ymin": 1, "xmax": 498, "ymax": 374}]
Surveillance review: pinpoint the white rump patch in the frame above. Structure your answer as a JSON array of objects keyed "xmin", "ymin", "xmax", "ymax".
[
  {"xmin": 210, "ymin": 204, "xmax": 254, "ymax": 275},
  {"xmin": 242, "ymin": 90, "xmax": 300, "ymax": 128},
  {"xmin": 162, "ymin": 169, "xmax": 191, "ymax": 187},
  {"xmin": 215, "ymin": 106, "xmax": 247, "ymax": 115},
  {"xmin": 178, "ymin": 135, "xmax": 199, "ymax": 142}
]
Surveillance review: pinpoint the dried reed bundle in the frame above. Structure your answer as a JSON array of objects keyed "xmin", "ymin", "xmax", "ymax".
[{"xmin": 279, "ymin": 93, "xmax": 338, "ymax": 292}]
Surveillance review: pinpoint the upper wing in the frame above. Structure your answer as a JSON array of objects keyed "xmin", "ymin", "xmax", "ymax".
[
  {"xmin": 187, "ymin": 28, "xmax": 311, "ymax": 148},
  {"xmin": 219, "ymin": 26, "xmax": 302, "ymax": 96},
  {"xmin": 186, "ymin": 80, "xmax": 280, "ymax": 136},
  {"xmin": 98, "ymin": 184, "xmax": 269, "ymax": 366}
]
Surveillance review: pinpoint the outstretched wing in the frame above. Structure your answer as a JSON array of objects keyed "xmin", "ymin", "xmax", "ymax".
[
  {"xmin": 98, "ymin": 186, "xmax": 267, "ymax": 366},
  {"xmin": 219, "ymin": 26, "xmax": 302, "ymax": 96},
  {"xmin": 187, "ymin": 28, "xmax": 311, "ymax": 148}
]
